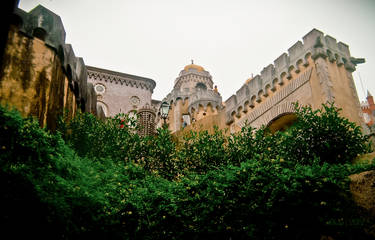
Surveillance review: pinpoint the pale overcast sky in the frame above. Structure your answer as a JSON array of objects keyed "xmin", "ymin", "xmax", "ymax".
[{"xmin": 19, "ymin": 0, "xmax": 375, "ymax": 103}]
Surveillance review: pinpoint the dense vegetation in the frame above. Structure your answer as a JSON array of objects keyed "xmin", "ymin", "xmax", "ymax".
[{"xmin": 0, "ymin": 103, "xmax": 374, "ymax": 239}]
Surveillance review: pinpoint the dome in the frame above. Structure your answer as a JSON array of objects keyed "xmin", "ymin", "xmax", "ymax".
[{"xmin": 184, "ymin": 61, "xmax": 204, "ymax": 72}]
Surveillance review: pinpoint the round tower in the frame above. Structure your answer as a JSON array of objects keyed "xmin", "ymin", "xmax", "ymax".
[
  {"xmin": 160, "ymin": 61, "xmax": 222, "ymax": 133},
  {"xmin": 174, "ymin": 60, "xmax": 214, "ymax": 93}
]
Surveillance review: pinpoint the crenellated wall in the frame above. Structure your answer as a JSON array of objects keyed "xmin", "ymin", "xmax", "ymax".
[
  {"xmin": 224, "ymin": 28, "xmax": 365, "ymax": 131},
  {"xmin": 188, "ymin": 89, "xmax": 222, "ymax": 114},
  {"xmin": 1, "ymin": 6, "xmax": 365, "ymax": 136},
  {"xmin": 0, "ymin": 5, "xmax": 98, "ymax": 129}
]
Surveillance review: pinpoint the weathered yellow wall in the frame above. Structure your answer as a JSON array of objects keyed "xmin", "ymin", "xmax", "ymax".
[
  {"xmin": 175, "ymin": 109, "xmax": 227, "ymax": 137},
  {"xmin": 0, "ymin": 25, "xmax": 77, "ymax": 129},
  {"xmin": 308, "ymin": 56, "xmax": 363, "ymax": 127},
  {"xmin": 174, "ymin": 53, "xmax": 364, "ymax": 135}
]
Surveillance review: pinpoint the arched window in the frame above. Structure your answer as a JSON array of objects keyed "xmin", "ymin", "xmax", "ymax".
[
  {"xmin": 182, "ymin": 114, "xmax": 191, "ymax": 127},
  {"xmin": 195, "ymin": 82, "xmax": 207, "ymax": 91},
  {"xmin": 94, "ymin": 83, "xmax": 106, "ymax": 95}
]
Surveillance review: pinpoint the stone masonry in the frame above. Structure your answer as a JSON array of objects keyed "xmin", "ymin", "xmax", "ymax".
[
  {"xmin": 87, "ymin": 66, "xmax": 157, "ymax": 117},
  {"xmin": 2, "ymin": 4, "xmax": 367, "ymax": 135}
]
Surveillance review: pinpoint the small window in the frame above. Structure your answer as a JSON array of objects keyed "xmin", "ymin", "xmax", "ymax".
[
  {"xmin": 130, "ymin": 96, "xmax": 140, "ymax": 106},
  {"xmin": 182, "ymin": 114, "xmax": 191, "ymax": 126},
  {"xmin": 95, "ymin": 84, "xmax": 106, "ymax": 94},
  {"xmin": 195, "ymin": 82, "xmax": 207, "ymax": 91}
]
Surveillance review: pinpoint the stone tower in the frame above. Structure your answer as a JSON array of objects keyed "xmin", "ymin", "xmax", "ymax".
[{"xmin": 160, "ymin": 61, "xmax": 222, "ymax": 133}]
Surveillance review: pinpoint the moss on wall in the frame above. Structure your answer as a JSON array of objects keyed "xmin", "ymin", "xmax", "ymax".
[
  {"xmin": 30, "ymin": 68, "xmax": 49, "ymax": 126},
  {"xmin": 0, "ymin": 25, "xmax": 79, "ymax": 130}
]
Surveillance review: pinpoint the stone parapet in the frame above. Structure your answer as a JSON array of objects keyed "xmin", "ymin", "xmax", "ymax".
[
  {"xmin": 224, "ymin": 28, "xmax": 363, "ymax": 125},
  {"xmin": 12, "ymin": 5, "xmax": 92, "ymax": 113},
  {"xmin": 188, "ymin": 89, "xmax": 222, "ymax": 113},
  {"xmin": 162, "ymin": 89, "xmax": 190, "ymax": 106}
]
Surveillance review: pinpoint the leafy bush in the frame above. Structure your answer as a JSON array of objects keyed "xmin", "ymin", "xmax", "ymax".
[
  {"xmin": 278, "ymin": 102, "xmax": 370, "ymax": 164},
  {"xmin": 177, "ymin": 126, "xmax": 227, "ymax": 174},
  {"xmin": 58, "ymin": 112, "xmax": 143, "ymax": 162},
  {"xmin": 1, "ymin": 103, "xmax": 374, "ymax": 239}
]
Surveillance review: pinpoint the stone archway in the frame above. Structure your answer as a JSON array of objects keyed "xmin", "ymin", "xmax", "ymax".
[
  {"xmin": 266, "ymin": 112, "xmax": 297, "ymax": 133},
  {"xmin": 242, "ymin": 101, "xmax": 296, "ymax": 130}
]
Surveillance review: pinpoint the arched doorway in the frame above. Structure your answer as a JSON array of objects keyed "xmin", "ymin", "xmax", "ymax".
[{"xmin": 266, "ymin": 112, "xmax": 297, "ymax": 133}]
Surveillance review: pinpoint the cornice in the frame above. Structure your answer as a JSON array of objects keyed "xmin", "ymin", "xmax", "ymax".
[{"xmin": 87, "ymin": 66, "xmax": 156, "ymax": 92}]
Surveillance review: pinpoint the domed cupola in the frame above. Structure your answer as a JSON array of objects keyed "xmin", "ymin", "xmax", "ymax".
[
  {"xmin": 173, "ymin": 60, "xmax": 213, "ymax": 92},
  {"xmin": 159, "ymin": 61, "xmax": 223, "ymax": 133},
  {"xmin": 183, "ymin": 62, "xmax": 205, "ymax": 72}
]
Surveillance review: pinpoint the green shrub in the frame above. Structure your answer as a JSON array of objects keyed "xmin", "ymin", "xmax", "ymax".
[
  {"xmin": 1, "ymin": 103, "xmax": 374, "ymax": 239},
  {"xmin": 58, "ymin": 112, "xmax": 143, "ymax": 163},
  {"xmin": 177, "ymin": 126, "xmax": 227, "ymax": 174},
  {"xmin": 279, "ymin": 102, "xmax": 370, "ymax": 165}
]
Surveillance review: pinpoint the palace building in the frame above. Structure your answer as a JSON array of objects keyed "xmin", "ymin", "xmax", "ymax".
[{"xmin": 0, "ymin": 4, "xmax": 368, "ymax": 135}]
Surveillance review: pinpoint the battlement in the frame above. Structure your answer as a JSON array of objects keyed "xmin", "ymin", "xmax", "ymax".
[
  {"xmin": 12, "ymin": 5, "xmax": 92, "ymax": 111},
  {"xmin": 188, "ymin": 89, "xmax": 222, "ymax": 114},
  {"xmin": 224, "ymin": 28, "xmax": 362, "ymax": 125},
  {"xmin": 14, "ymin": 5, "xmax": 66, "ymax": 51}
]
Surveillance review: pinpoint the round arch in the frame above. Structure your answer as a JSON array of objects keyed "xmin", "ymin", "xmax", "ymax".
[{"xmin": 266, "ymin": 112, "xmax": 297, "ymax": 133}]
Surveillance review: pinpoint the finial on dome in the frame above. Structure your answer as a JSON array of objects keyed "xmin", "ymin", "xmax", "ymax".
[{"xmin": 184, "ymin": 61, "xmax": 204, "ymax": 71}]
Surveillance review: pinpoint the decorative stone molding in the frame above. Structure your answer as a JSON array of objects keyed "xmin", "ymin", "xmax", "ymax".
[
  {"xmin": 346, "ymin": 70, "xmax": 365, "ymax": 120},
  {"xmin": 234, "ymin": 68, "xmax": 312, "ymax": 127},
  {"xmin": 315, "ymin": 57, "xmax": 334, "ymax": 102},
  {"xmin": 224, "ymin": 28, "xmax": 363, "ymax": 122},
  {"xmin": 174, "ymin": 71, "xmax": 213, "ymax": 90},
  {"xmin": 250, "ymin": 101, "xmax": 296, "ymax": 129},
  {"xmin": 87, "ymin": 66, "xmax": 156, "ymax": 93}
]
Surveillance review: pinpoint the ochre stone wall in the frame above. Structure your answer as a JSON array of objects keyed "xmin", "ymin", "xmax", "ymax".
[
  {"xmin": 175, "ymin": 109, "xmax": 227, "ymax": 137},
  {"xmin": 307, "ymin": 55, "xmax": 363, "ymax": 127},
  {"xmin": 0, "ymin": 25, "xmax": 77, "ymax": 129},
  {"xmin": 173, "ymin": 52, "xmax": 364, "ymax": 135}
]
